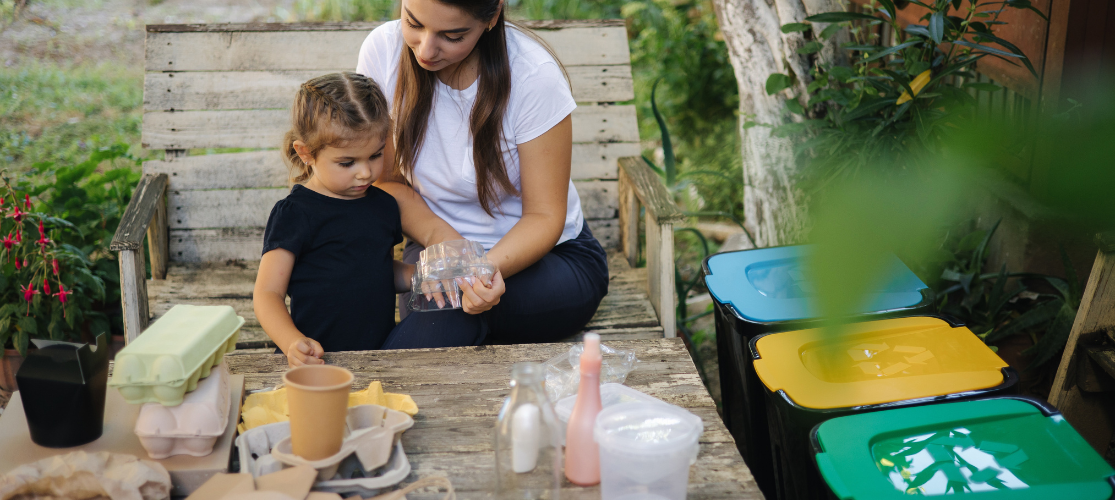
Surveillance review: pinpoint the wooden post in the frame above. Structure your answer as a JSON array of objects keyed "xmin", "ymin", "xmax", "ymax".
[
  {"xmin": 645, "ymin": 215, "xmax": 677, "ymax": 339},
  {"xmin": 119, "ymin": 248, "xmax": 150, "ymax": 344},
  {"xmin": 1048, "ymin": 232, "xmax": 1115, "ymax": 453},
  {"xmin": 618, "ymin": 165, "xmax": 639, "ymax": 269},
  {"xmin": 147, "ymin": 183, "xmax": 168, "ymax": 280}
]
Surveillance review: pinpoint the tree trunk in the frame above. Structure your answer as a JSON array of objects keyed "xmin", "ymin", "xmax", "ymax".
[{"xmin": 711, "ymin": 0, "xmax": 845, "ymax": 247}]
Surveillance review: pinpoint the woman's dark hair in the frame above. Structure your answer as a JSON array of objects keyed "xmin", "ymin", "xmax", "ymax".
[
  {"xmin": 394, "ymin": 1, "xmax": 560, "ymax": 217},
  {"xmin": 283, "ymin": 72, "xmax": 390, "ymax": 184}
]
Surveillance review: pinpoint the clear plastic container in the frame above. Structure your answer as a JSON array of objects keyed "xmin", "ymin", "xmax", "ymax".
[
  {"xmin": 543, "ymin": 342, "xmax": 638, "ymax": 403},
  {"xmin": 554, "ymin": 383, "xmax": 667, "ymax": 424},
  {"xmin": 408, "ymin": 240, "xmax": 495, "ymax": 312},
  {"xmin": 593, "ymin": 402, "xmax": 704, "ymax": 500},
  {"xmin": 134, "ymin": 362, "xmax": 231, "ymax": 459},
  {"xmin": 109, "ymin": 304, "xmax": 244, "ymax": 406}
]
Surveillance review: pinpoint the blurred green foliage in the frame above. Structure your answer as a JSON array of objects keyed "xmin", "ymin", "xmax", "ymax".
[
  {"xmin": 0, "ymin": 63, "xmax": 143, "ymax": 173},
  {"xmin": 277, "ymin": 0, "xmax": 398, "ymax": 22},
  {"xmin": 767, "ymin": 0, "xmax": 1043, "ymax": 191}
]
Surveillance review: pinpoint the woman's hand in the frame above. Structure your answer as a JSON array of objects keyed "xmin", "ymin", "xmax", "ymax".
[
  {"xmin": 459, "ymin": 270, "xmax": 505, "ymax": 314},
  {"xmin": 286, "ymin": 337, "xmax": 325, "ymax": 368}
]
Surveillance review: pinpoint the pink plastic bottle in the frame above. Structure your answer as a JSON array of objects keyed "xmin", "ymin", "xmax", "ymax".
[{"xmin": 564, "ymin": 332, "xmax": 603, "ymax": 486}]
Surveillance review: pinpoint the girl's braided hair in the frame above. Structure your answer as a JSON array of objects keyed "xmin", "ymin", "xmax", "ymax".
[{"xmin": 282, "ymin": 72, "xmax": 390, "ymax": 184}]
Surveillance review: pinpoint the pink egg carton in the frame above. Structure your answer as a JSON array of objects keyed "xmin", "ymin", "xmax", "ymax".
[{"xmin": 134, "ymin": 362, "xmax": 231, "ymax": 459}]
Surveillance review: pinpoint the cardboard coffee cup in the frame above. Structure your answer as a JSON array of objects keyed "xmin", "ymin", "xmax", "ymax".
[{"xmin": 283, "ymin": 365, "xmax": 354, "ymax": 460}]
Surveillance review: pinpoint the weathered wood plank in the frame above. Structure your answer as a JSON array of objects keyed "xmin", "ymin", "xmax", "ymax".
[
  {"xmin": 142, "ymin": 105, "xmax": 639, "ymax": 150},
  {"xmin": 146, "ymin": 25, "xmax": 630, "ymax": 72},
  {"xmin": 618, "ymin": 161, "xmax": 639, "ymax": 268},
  {"xmin": 145, "ymin": 20, "xmax": 625, "ymax": 33},
  {"xmin": 219, "ymin": 339, "xmax": 759, "ymax": 499},
  {"xmin": 144, "ymin": 144, "xmax": 637, "ymax": 191},
  {"xmin": 110, "ymin": 174, "xmax": 168, "ymax": 251},
  {"xmin": 119, "ymin": 249, "xmax": 149, "ymax": 344},
  {"xmin": 166, "ymin": 216, "xmax": 616, "ymax": 263},
  {"xmin": 165, "ymin": 180, "xmax": 615, "ymax": 231},
  {"xmin": 618, "ymin": 156, "xmax": 685, "ymax": 223},
  {"xmin": 145, "ymin": 65, "xmax": 633, "ymax": 111},
  {"xmin": 1048, "ymin": 247, "xmax": 1115, "ymax": 453},
  {"xmin": 147, "ymin": 188, "xmax": 169, "ymax": 280}
]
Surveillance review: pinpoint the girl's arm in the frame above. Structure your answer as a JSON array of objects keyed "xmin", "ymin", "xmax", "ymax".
[
  {"xmin": 485, "ymin": 115, "xmax": 573, "ymax": 277},
  {"xmin": 374, "ymin": 124, "xmax": 464, "ymax": 248},
  {"xmin": 253, "ymin": 248, "xmax": 324, "ymax": 367}
]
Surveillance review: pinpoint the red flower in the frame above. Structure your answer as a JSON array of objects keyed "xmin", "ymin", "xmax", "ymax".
[
  {"xmin": 24, "ymin": 194, "xmax": 30, "ymax": 210},
  {"xmin": 1, "ymin": 232, "xmax": 12, "ymax": 251},
  {"xmin": 43, "ymin": 279, "xmax": 51, "ymax": 296},
  {"xmin": 14, "ymin": 229, "xmax": 21, "ymax": 244},
  {"xmin": 35, "ymin": 232, "xmax": 50, "ymax": 249},
  {"xmin": 11, "ymin": 206, "xmax": 21, "ymax": 223},
  {"xmin": 52, "ymin": 258, "xmax": 59, "ymax": 275},
  {"xmin": 20, "ymin": 281, "xmax": 38, "ymax": 315},
  {"xmin": 37, "ymin": 220, "xmax": 44, "ymax": 236},
  {"xmin": 13, "ymin": 258, "xmax": 20, "ymax": 270},
  {"xmin": 23, "ymin": 257, "xmax": 28, "ymax": 268},
  {"xmin": 55, "ymin": 284, "xmax": 72, "ymax": 317}
]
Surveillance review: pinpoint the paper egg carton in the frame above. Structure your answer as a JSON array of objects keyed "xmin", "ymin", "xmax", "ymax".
[
  {"xmin": 134, "ymin": 362, "xmax": 231, "ymax": 459},
  {"xmin": 110, "ymin": 305, "xmax": 245, "ymax": 406},
  {"xmin": 236, "ymin": 405, "xmax": 413, "ymax": 498}
]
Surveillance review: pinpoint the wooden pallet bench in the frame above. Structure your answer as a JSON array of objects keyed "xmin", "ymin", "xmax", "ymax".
[{"xmin": 111, "ymin": 20, "xmax": 683, "ymax": 346}]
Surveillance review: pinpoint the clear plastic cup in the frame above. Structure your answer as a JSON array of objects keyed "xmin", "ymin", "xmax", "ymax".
[
  {"xmin": 409, "ymin": 240, "xmax": 495, "ymax": 312},
  {"xmin": 593, "ymin": 402, "xmax": 704, "ymax": 500}
]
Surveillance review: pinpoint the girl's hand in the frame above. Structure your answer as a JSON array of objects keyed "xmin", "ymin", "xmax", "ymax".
[
  {"xmin": 458, "ymin": 270, "xmax": 505, "ymax": 315},
  {"xmin": 286, "ymin": 338, "xmax": 325, "ymax": 368}
]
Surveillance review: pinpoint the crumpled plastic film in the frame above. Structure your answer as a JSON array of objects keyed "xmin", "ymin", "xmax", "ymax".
[
  {"xmin": 408, "ymin": 240, "xmax": 495, "ymax": 312},
  {"xmin": 543, "ymin": 340, "xmax": 638, "ymax": 402},
  {"xmin": 239, "ymin": 381, "xmax": 418, "ymax": 434},
  {"xmin": 0, "ymin": 451, "xmax": 171, "ymax": 500}
]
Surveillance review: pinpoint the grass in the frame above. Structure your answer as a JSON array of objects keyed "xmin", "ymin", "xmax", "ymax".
[{"xmin": 0, "ymin": 61, "xmax": 145, "ymax": 173}]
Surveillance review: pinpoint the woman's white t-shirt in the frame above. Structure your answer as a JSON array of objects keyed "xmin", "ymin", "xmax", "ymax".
[{"xmin": 356, "ymin": 21, "xmax": 583, "ymax": 250}]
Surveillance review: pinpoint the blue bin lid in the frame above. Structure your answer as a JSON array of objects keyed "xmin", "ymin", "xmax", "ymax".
[{"xmin": 704, "ymin": 245, "xmax": 927, "ymax": 323}]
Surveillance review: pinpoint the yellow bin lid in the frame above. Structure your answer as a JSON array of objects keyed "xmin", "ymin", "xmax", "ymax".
[{"xmin": 753, "ymin": 316, "xmax": 1007, "ymax": 409}]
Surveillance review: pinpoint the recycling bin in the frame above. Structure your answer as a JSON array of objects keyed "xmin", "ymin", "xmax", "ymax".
[
  {"xmin": 812, "ymin": 396, "xmax": 1115, "ymax": 499},
  {"xmin": 752, "ymin": 316, "xmax": 1019, "ymax": 500},
  {"xmin": 702, "ymin": 245, "xmax": 932, "ymax": 495}
]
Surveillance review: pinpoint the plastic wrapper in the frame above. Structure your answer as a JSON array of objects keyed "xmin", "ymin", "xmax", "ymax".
[
  {"xmin": 408, "ymin": 240, "xmax": 495, "ymax": 312},
  {"xmin": 109, "ymin": 304, "xmax": 244, "ymax": 406},
  {"xmin": 134, "ymin": 362, "xmax": 231, "ymax": 459},
  {"xmin": 543, "ymin": 340, "xmax": 638, "ymax": 402},
  {"xmin": 239, "ymin": 381, "xmax": 418, "ymax": 433},
  {"xmin": 0, "ymin": 451, "xmax": 171, "ymax": 500}
]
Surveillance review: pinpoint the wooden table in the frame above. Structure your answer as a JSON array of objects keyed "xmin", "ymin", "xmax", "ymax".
[{"xmin": 225, "ymin": 338, "xmax": 763, "ymax": 499}]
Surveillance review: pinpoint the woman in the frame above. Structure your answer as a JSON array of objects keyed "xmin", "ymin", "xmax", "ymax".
[{"xmin": 358, "ymin": 0, "xmax": 609, "ymax": 348}]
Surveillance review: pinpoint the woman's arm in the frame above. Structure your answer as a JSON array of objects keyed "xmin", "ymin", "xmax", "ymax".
[
  {"xmin": 253, "ymin": 249, "xmax": 324, "ymax": 367},
  {"xmin": 485, "ymin": 114, "xmax": 573, "ymax": 277},
  {"xmin": 374, "ymin": 124, "xmax": 464, "ymax": 248}
]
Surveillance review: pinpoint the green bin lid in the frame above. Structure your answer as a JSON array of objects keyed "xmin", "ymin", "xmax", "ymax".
[{"xmin": 813, "ymin": 398, "xmax": 1114, "ymax": 499}]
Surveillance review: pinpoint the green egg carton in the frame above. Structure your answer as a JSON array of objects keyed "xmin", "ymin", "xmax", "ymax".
[{"xmin": 109, "ymin": 304, "xmax": 245, "ymax": 406}]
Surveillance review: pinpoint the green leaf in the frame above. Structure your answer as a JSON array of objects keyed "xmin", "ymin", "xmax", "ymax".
[
  {"xmin": 805, "ymin": 11, "xmax": 881, "ymax": 23},
  {"xmin": 861, "ymin": 40, "xmax": 920, "ymax": 64},
  {"xmin": 829, "ymin": 66, "xmax": 854, "ymax": 83},
  {"xmin": 905, "ymin": 24, "xmax": 931, "ymax": 38},
  {"xmin": 966, "ymin": 30, "xmax": 1039, "ymax": 77},
  {"xmin": 952, "ymin": 40, "xmax": 1024, "ymax": 58},
  {"xmin": 0, "ymin": 318, "xmax": 10, "ymax": 350},
  {"xmin": 781, "ymin": 23, "xmax": 811, "ymax": 34},
  {"xmin": 15, "ymin": 316, "xmax": 35, "ymax": 356},
  {"xmin": 786, "ymin": 99, "xmax": 805, "ymax": 114},
  {"xmin": 797, "ymin": 41, "xmax": 824, "ymax": 55},
  {"xmin": 742, "ymin": 121, "xmax": 759, "ymax": 130},
  {"xmin": 875, "ymin": 0, "xmax": 897, "ymax": 21},
  {"xmin": 1024, "ymin": 304, "xmax": 1076, "ymax": 368},
  {"xmin": 649, "ymin": 80, "xmax": 675, "ymax": 186},
  {"xmin": 929, "ymin": 12, "xmax": 944, "ymax": 44},
  {"xmin": 766, "ymin": 73, "xmax": 793, "ymax": 95},
  {"xmin": 984, "ymin": 299, "xmax": 1060, "ymax": 343},
  {"xmin": 820, "ymin": 23, "xmax": 843, "ymax": 40}
]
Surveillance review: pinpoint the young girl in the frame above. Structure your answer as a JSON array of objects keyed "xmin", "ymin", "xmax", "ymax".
[{"xmin": 253, "ymin": 72, "xmax": 411, "ymax": 367}]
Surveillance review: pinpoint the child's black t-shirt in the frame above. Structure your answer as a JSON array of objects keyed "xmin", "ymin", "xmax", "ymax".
[{"xmin": 262, "ymin": 184, "xmax": 402, "ymax": 352}]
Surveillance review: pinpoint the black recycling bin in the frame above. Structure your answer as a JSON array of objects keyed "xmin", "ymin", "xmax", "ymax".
[
  {"xmin": 702, "ymin": 245, "xmax": 932, "ymax": 496},
  {"xmin": 752, "ymin": 316, "xmax": 1019, "ymax": 500},
  {"xmin": 16, "ymin": 333, "xmax": 110, "ymax": 448}
]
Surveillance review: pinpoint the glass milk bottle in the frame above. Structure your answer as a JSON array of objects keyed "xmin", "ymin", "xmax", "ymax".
[{"xmin": 495, "ymin": 362, "xmax": 563, "ymax": 500}]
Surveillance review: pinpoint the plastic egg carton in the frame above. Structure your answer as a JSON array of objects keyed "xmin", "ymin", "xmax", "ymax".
[
  {"xmin": 109, "ymin": 305, "xmax": 245, "ymax": 406},
  {"xmin": 135, "ymin": 362, "xmax": 231, "ymax": 459},
  {"xmin": 236, "ymin": 405, "xmax": 412, "ymax": 498},
  {"xmin": 408, "ymin": 240, "xmax": 495, "ymax": 312}
]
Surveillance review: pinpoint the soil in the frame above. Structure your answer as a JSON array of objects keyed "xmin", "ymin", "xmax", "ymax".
[{"xmin": 1, "ymin": 0, "xmax": 294, "ymax": 68}]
